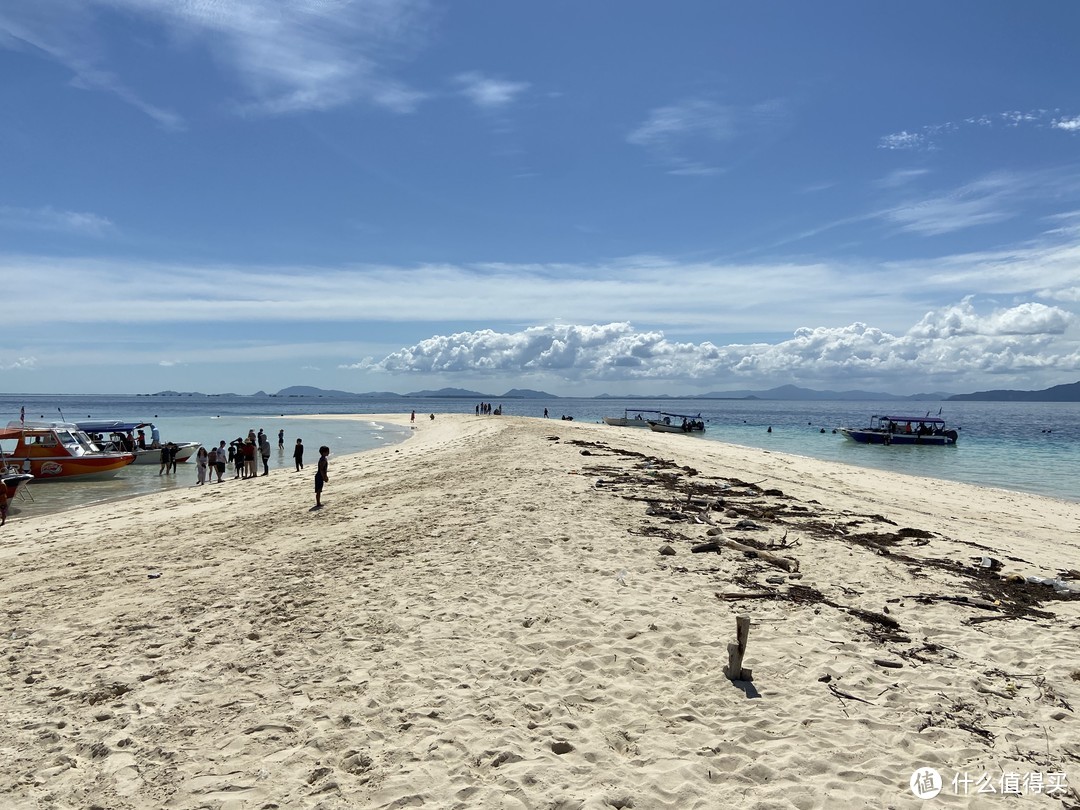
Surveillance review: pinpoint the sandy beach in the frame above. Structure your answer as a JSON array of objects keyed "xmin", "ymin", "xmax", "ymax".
[{"xmin": 1, "ymin": 413, "xmax": 1078, "ymax": 809}]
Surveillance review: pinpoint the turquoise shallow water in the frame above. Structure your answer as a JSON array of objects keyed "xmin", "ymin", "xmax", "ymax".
[{"xmin": 2, "ymin": 393, "xmax": 1077, "ymax": 517}]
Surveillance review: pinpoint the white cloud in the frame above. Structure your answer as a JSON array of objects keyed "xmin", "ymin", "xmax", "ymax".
[
  {"xmin": 347, "ymin": 300, "xmax": 1079, "ymax": 391},
  {"xmin": 876, "ymin": 168, "xmax": 930, "ymax": 188},
  {"xmin": 878, "ymin": 131, "xmax": 927, "ymax": 151},
  {"xmin": 876, "ymin": 169, "xmax": 1080, "ymax": 236},
  {"xmin": 0, "ymin": 0, "xmax": 431, "ymax": 122},
  {"xmin": 627, "ymin": 99, "xmax": 733, "ymax": 175},
  {"xmin": 453, "ymin": 71, "xmax": 529, "ymax": 110},
  {"xmin": 0, "ymin": 356, "xmax": 38, "ymax": 371},
  {"xmin": 627, "ymin": 97, "xmax": 789, "ymax": 176},
  {"xmin": 880, "ymin": 108, "xmax": 1080, "ymax": 150},
  {"xmin": 0, "ymin": 206, "xmax": 114, "ymax": 237}
]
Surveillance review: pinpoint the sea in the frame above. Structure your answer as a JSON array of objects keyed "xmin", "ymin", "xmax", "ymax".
[{"xmin": 2, "ymin": 393, "xmax": 1078, "ymax": 518}]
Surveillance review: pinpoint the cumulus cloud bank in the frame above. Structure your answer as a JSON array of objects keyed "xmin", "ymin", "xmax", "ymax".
[{"xmin": 346, "ymin": 300, "xmax": 1080, "ymax": 390}]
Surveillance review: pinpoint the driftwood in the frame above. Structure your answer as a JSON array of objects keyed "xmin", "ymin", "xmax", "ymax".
[
  {"xmin": 689, "ymin": 507, "xmax": 800, "ymax": 572},
  {"xmin": 695, "ymin": 536, "xmax": 799, "ymax": 573},
  {"xmin": 717, "ymin": 591, "xmax": 778, "ymax": 601},
  {"xmin": 724, "ymin": 615, "xmax": 753, "ymax": 681}
]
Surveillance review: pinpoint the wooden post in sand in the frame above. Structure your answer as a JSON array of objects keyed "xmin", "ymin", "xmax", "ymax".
[{"xmin": 725, "ymin": 615, "xmax": 753, "ymax": 682}]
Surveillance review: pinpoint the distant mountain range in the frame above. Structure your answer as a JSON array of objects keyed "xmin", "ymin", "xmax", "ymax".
[
  {"xmin": 146, "ymin": 380, "xmax": 1080, "ymax": 402},
  {"xmin": 947, "ymin": 380, "xmax": 1080, "ymax": 402}
]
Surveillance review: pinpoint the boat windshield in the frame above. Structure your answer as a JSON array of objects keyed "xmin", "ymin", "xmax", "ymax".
[{"xmin": 73, "ymin": 430, "xmax": 102, "ymax": 452}]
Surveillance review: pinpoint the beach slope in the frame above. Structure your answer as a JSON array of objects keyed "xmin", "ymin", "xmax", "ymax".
[{"xmin": 1, "ymin": 414, "xmax": 1078, "ymax": 809}]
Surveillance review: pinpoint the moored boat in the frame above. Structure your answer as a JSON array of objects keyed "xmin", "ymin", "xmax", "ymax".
[
  {"xmin": 2, "ymin": 471, "xmax": 34, "ymax": 501},
  {"xmin": 648, "ymin": 413, "xmax": 706, "ymax": 434},
  {"xmin": 839, "ymin": 415, "xmax": 958, "ymax": 446},
  {"xmin": 602, "ymin": 409, "xmax": 663, "ymax": 427},
  {"xmin": 0, "ymin": 421, "xmax": 136, "ymax": 480},
  {"xmin": 76, "ymin": 421, "xmax": 200, "ymax": 464}
]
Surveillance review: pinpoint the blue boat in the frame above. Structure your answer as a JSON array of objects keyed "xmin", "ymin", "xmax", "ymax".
[{"xmin": 840, "ymin": 415, "xmax": 958, "ymax": 446}]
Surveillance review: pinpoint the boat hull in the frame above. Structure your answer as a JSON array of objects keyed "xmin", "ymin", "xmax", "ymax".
[
  {"xmin": 840, "ymin": 428, "xmax": 956, "ymax": 446},
  {"xmin": 23, "ymin": 456, "xmax": 135, "ymax": 479},
  {"xmin": 3, "ymin": 472, "xmax": 33, "ymax": 500},
  {"xmin": 131, "ymin": 443, "xmax": 200, "ymax": 464},
  {"xmin": 602, "ymin": 417, "xmax": 652, "ymax": 427},
  {"xmin": 648, "ymin": 422, "xmax": 705, "ymax": 434}
]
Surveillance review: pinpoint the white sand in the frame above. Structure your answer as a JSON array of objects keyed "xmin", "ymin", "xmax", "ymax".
[{"xmin": 1, "ymin": 414, "xmax": 1078, "ymax": 809}]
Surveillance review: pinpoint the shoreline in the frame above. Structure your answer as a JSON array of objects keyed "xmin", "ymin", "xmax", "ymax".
[{"xmin": 2, "ymin": 414, "xmax": 1078, "ymax": 808}]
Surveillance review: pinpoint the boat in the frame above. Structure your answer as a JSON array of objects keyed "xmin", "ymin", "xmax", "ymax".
[
  {"xmin": 2, "ymin": 470, "xmax": 34, "ymax": 501},
  {"xmin": 602, "ymin": 409, "xmax": 664, "ymax": 427},
  {"xmin": 75, "ymin": 421, "xmax": 201, "ymax": 464},
  {"xmin": 0, "ymin": 420, "xmax": 136, "ymax": 480},
  {"xmin": 648, "ymin": 413, "xmax": 706, "ymax": 434},
  {"xmin": 839, "ymin": 415, "xmax": 958, "ymax": 446}
]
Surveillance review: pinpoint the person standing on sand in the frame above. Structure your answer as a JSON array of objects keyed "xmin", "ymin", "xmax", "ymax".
[
  {"xmin": 216, "ymin": 441, "xmax": 228, "ymax": 482},
  {"xmin": 293, "ymin": 438, "xmax": 304, "ymax": 471},
  {"xmin": 314, "ymin": 445, "xmax": 330, "ymax": 508},
  {"xmin": 259, "ymin": 432, "xmax": 272, "ymax": 476},
  {"xmin": 244, "ymin": 438, "xmax": 258, "ymax": 479},
  {"xmin": 0, "ymin": 486, "xmax": 8, "ymax": 527},
  {"xmin": 195, "ymin": 446, "xmax": 208, "ymax": 485}
]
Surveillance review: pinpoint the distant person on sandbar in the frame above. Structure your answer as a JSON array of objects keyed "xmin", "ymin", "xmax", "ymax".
[
  {"xmin": 314, "ymin": 445, "xmax": 330, "ymax": 508},
  {"xmin": 278, "ymin": 429, "xmax": 285, "ymax": 449},
  {"xmin": 294, "ymin": 438, "xmax": 304, "ymax": 471}
]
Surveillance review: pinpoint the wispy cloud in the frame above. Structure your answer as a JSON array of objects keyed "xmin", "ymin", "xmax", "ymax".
[
  {"xmin": 876, "ymin": 168, "xmax": 1080, "ymax": 236},
  {"xmin": 453, "ymin": 71, "xmax": 530, "ymax": 110},
  {"xmin": 879, "ymin": 108, "xmax": 1080, "ymax": 150},
  {"xmin": 0, "ymin": 0, "xmax": 432, "ymax": 123},
  {"xmin": 876, "ymin": 168, "xmax": 930, "ymax": 188},
  {"xmin": 0, "ymin": 205, "xmax": 114, "ymax": 237},
  {"xmin": 627, "ymin": 99, "xmax": 733, "ymax": 175},
  {"xmin": 628, "ymin": 98, "xmax": 787, "ymax": 176}
]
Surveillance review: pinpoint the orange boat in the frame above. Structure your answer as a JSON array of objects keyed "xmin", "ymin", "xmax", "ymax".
[{"xmin": 0, "ymin": 421, "xmax": 136, "ymax": 480}]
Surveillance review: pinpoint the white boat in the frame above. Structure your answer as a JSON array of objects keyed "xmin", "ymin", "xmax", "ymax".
[
  {"xmin": 76, "ymin": 421, "xmax": 201, "ymax": 464},
  {"xmin": 602, "ymin": 409, "xmax": 664, "ymax": 427},
  {"xmin": 648, "ymin": 414, "xmax": 706, "ymax": 434},
  {"xmin": 2, "ymin": 470, "xmax": 34, "ymax": 501}
]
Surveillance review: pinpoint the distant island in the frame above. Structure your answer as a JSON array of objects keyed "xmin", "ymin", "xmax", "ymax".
[
  {"xmin": 141, "ymin": 380, "xmax": 1080, "ymax": 402},
  {"xmin": 947, "ymin": 380, "xmax": 1080, "ymax": 402}
]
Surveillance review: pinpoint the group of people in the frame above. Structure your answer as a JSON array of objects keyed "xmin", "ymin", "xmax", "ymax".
[
  {"xmin": 192, "ymin": 428, "xmax": 304, "ymax": 485},
  {"xmin": 475, "ymin": 402, "xmax": 501, "ymax": 416},
  {"xmin": 189, "ymin": 429, "xmax": 330, "ymax": 507}
]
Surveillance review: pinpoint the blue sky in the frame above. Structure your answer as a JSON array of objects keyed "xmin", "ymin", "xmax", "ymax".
[{"xmin": 2, "ymin": 1, "xmax": 1079, "ymax": 397}]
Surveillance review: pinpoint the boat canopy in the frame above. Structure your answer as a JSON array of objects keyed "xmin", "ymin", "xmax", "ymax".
[
  {"xmin": 76, "ymin": 421, "xmax": 152, "ymax": 434},
  {"xmin": 877, "ymin": 415, "xmax": 946, "ymax": 425}
]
